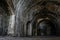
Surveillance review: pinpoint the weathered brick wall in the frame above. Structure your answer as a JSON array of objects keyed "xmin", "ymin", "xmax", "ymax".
[
  {"xmin": 0, "ymin": 7, "xmax": 8, "ymax": 35},
  {"xmin": 12, "ymin": 0, "xmax": 60, "ymax": 36}
]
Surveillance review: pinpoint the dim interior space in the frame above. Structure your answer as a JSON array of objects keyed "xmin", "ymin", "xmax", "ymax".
[{"xmin": 0, "ymin": 0, "xmax": 60, "ymax": 38}]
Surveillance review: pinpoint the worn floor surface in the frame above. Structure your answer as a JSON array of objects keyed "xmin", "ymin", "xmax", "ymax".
[{"xmin": 0, "ymin": 36, "xmax": 60, "ymax": 40}]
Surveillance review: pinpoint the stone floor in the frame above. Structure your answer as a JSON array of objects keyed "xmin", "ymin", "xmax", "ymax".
[{"xmin": 0, "ymin": 36, "xmax": 60, "ymax": 40}]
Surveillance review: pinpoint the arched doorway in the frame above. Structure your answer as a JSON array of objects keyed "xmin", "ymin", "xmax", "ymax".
[
  {"xmin": 37, "ymin": 19, "xmax": 56, "ymax": 36},
  {"xmin": 32, "ymin": 11, "xmax": 57, "ymax": 36}
]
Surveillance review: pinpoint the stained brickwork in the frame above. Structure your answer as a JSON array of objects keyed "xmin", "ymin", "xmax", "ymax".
[{"xmin": 12, "ymin": 0, "xmax": 60, "ymax": 36}]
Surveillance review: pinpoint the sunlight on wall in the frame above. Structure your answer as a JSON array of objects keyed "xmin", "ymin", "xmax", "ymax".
[{"xmin": 8, "ymin": 15, "xmax": 15, "ymax": 35}]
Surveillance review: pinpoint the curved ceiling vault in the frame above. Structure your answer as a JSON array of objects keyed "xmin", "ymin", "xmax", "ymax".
[{"xmin": 0, "ymin": 0, "xmax": 14, "ymax": 16}]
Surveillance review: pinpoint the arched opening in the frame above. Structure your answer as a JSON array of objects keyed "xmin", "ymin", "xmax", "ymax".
[
  {"xmin": 37, "ymin": 19, "xmax": 56, "ymax": 36},
  {"xmin": 32, "ymin": 11, "xmax": 57, "ymax": 36}
]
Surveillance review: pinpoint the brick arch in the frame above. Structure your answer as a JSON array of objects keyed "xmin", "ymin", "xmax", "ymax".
[
  {"xmin": 31, "ymin": 10, "xmax": 57, "ymax": 36},
  {"xmin": 37, "ymin": 19, "xmax": 56, "ymax": 36}
]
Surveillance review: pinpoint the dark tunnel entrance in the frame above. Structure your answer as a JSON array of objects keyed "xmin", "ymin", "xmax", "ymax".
[
  {"xmin": 37, "ymin": 19, "xmax": 56, "ymax": 36},
  {"xmin": 31, "ymin": 11, "xmax": 57, "ymax": 36},
  {"xmin": 32, "ymin": 17, "xmax": 57, "ymax": 36}
]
